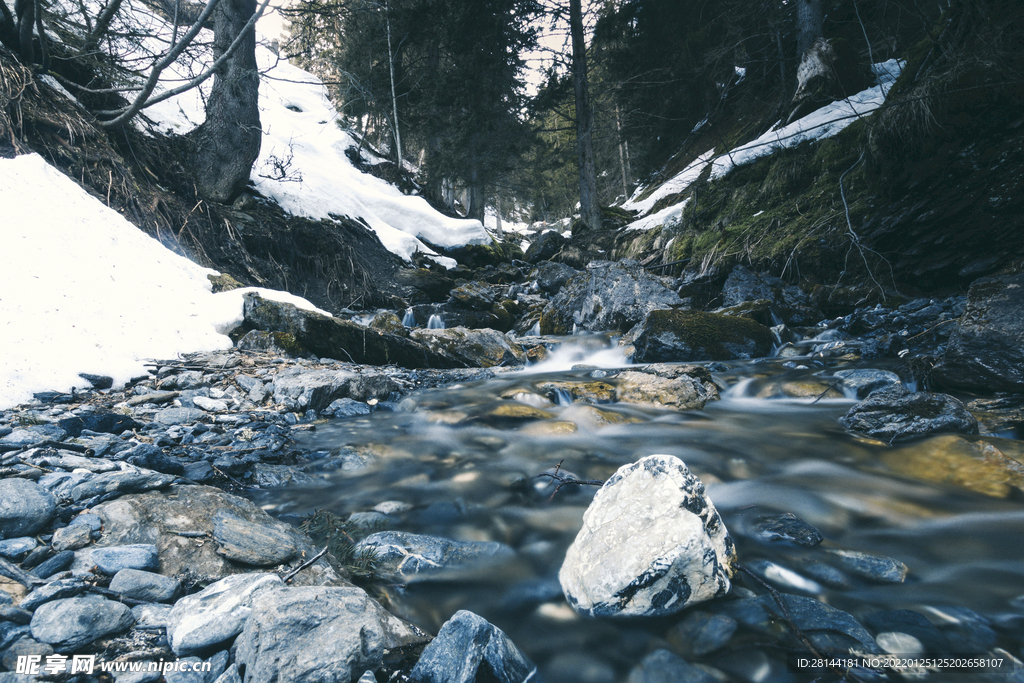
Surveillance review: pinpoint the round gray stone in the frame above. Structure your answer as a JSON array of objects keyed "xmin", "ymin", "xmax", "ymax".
[
  {"xmin": 109, "ymin": 569, "xmax": 181, "ymax": 602},
  {"xmin": 30, "ymin": 595, "xmax": 135, "ymax": 651},
  {"xmin": 85, "ymin": 544, "xmax": 160, "ymax": 574},
  {"xmin": 0, "ymin": 479, "xmax": 56, "ymax": 539}
]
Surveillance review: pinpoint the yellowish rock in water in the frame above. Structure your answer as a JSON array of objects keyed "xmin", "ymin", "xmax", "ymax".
[
  {"xmin": 754, "ymin": 379, "xmax": 844, "ymax": 399},
  {"xmin": 615, "ymin": 370, "xmax": 717, "ymax": 410},
  {"xmin": 562, "ymin": 405, "xmax": 639, "ymax": 426},
  {"xmin": 882, "ymin": 434, "xmax": 1024, "ymax": 497},
  {"xmin": 537, "ymin": 380, "xmax": 616, "ymax": 404},
  {"xmin": 519, "ymin": 421, "xmax": 579, "ymax": 436}
]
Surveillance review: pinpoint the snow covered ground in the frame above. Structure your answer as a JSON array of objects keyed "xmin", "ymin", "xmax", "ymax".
[
  {"xmin": 0, "ymin": 154, "xmax": 324, "ymax": 410},
  {"xmin": 620, "ymin": 59, "xmax": 903, "ymax": 231}
]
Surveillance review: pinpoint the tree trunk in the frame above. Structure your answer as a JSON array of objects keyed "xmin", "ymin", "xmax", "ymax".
[
  {"xmin": 796, "ymin": 0, "xmax": 823, "ymax": 58},
  {"xmin": 570, "ymin": 0, "xmax": 602, "ymax": 235},
  {"xmin": 467, "ymin": 165, "xmax": 485, "ymax": 223},
  {"xmin": 385, "ymin": 0, "xmax": 402, "ymax": 170},
  {"xmin": 615, "ymin": 103, "xmax": 630, "ymax": 200},
  {"xmin": 191, "ymin": 0, "xmax": 261, "ymax": 203}
]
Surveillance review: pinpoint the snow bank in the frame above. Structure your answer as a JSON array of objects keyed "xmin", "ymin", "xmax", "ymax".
[{"xmin": 0, "ymin": 154, "xmax": 323, "ymax": 410}]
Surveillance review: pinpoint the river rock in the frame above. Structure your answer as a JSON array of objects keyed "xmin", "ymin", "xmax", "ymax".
[
  {"xmin": 355, "ymin": 531, "xmax": 515, "ymax": 582},
  {"xmin": 665, "ymin": 611, "xmax": 738, "ymax": 657},
  {"xmin": 533, "ymin": 261, "xmax": 578, "ymax": 294},
  {"xmin": 0, "ymin": 479, "xmax": 55, "ymax": 539},
  {"xmin": 629, "ymin": 309, "xmax": 774, "ymax": 363},
  {"xmin": 932, "ymin": 272, "xmax": 1024, "ymax": 393},
  {"xmin": 166, "ymin": 572, "xmax": 282, "ymax": 655},
  {"xmin": 540, "ymin": 260, "xmax": 684, "ymax": 334},
  {"xmin": 559, "ymin": 455, "xmax": 735, "ymax": 617},
  {"xmin": 718, "ymin": 593, "xmax": 878, "ymax": 653},
  {"xmin": 841, "ymin": 387, "xmax": 978, "ymax": 442},
  {"xmin": 86, "ymin": 486, "xmax": 340, "ymax": 586},
  {"xmin": 212, "ymin": 510, "xmax": 298, "ymax": 566},
  {"xmin": 272, "ymin": 367, "xmax": 398, "ymax": 412},
  {"xmin": 614, "ymin": 370, "xmax": 719, "ymax": 410},
  {"xmin": 410, "ymin": 328, "xmax": 526, "ymax": 368},
  {"xmin": 57, "ymin": 412, "xmax": 141, "ymax": 437},
  {"xmin": 0, "ymin": 537, "xmax": 37, "ymax": 561},
  {"xmin": 829, "ymin": 368, "xmax": 903, "ymax": 399},
  {"xmin": 19, "ymin": 578, "xmax": 89, "ymax": 611},
  {"xmin": 236, "ymin": 585, "xmax": 427, "ymax": 683},
  {"xmin": 0, "ymin": 424, "xmax": 66, "ymax": 447},
  {"xmin": 30, "ymin": 595, "xmax": 134, "ymax": 651},
  {"xmin": 240, "ymin": 293, "xmax": 464, "ymax": 368},
  {"xmin": 825, "ymin": 549, "xmax": 908, "ymax": 583},
  {"xmin": 448, "ymin": 281, "xmax": 495, "ymax": 310},
  {"xmin": 408, "ymin": 610, "xmax": 537, "ymax": 683},
  {"xmin": 626, "ymin": 649, "xmax": 718, "ymax": 683},
  {"xmin": 881, "ymin": 434, "xmax": 1024, "ymax": 497},
  {"xmin": 30, "ymin": 550, "xmax": 74, "ymax": 577},
  {"xmin": 721, "ymin": 265, "xmax": 819, "ymax": 326},
  {"xmin": 70, "ymin": 469, "xmax": 177, "ymax": 502},
  {"xmin": 750, "ymin": 512, "xmax": 823, "ymax": 547},
  {"xmin": 109, "ymin": 569, "xmax": 181, "ymax": 602}
]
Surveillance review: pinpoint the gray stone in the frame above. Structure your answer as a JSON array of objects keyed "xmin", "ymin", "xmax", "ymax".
[
  {"xmin": 718, "ymin": 594, "xmax": 878, "ymax": 653},
  {"xmin": 213, "ymin": 664, "xmax": 242, "ymax": 683},
  {"xmin": 408, "ymin": 610, "xmax": 536, "ymax": 683},
  {"xmin": 356, "ymin": 531, "xmax": 515, "ymax": 582},
  {"xmin": 614, "ymin": 369, "xmax": 718, "ymax": 411},
  {"xmin": 82, "ymin": 544, "xmax": 160, "ymax": 575},
  {"xmin": 19, "ymin": 578, "xmax": 89, "ymax": 612},
  {"xmin": 68, "ymin": 513, "xmax": 103, "ymax": 536},
  {"xmin": 122, "ymin": 444, "xmax": 186, "ymax": 475},
  {"xmin": 30, "ymin": 550, "xmax": 75, "ymax": 578},
  {"xmin": 212, "ymin": 510, "xmax": 298, "ymax": 566},
  {"xmin": 0, "ymin": 479, "xmax": 56, "ymax": 539},
  {"xmin": 163, "ymin": 657, "xmax": 207, "ymax": 683},
  {"xmin": 825, "ymin": 549, "xmax": 907, "ymax": 583},
  {"xmin": 236, "ymin": 585, "xmax": 427, "ymax": 683},
  {"xmin": 524, "ymin": 229, "xmax": 566, "ymax": 263},
  {"xmin": 248, "ymin": 464, "xmax": 325, "ymax": 488},
  {"xmin": 0, "ymin": 425, "xmax": 66, "ymax": 448},
  {"xmin": 323, "ymin": 398, "xmax": 371, "ymax": 417},
  {"xmin": 30, "ymin": 595, "xmax": 134, "ymax": 651},
  {"xmin": 0, "ymin": 622, "xmax": 29, "ymax": 650},
  {"xmin": 841, "ymin": 387, "xmax": 978, "ymax": 442},
  {"xmin": 87, "ymin": 486, "xmax": 340, "ymax": 587},
  {"xmin": 70, "ymin": 469, "xmax": 177, "ymax": 502},
  {"xmin": 30, "ymin": 451, "xmax": 119, "ymax": 473},
  {"xmin": 356, "ymin": 671, "xmax": 377, "ymax": 683},
  {"xmin": 629, "ymin": 309, "xmax": 774, "ymax": 363},
  {"xmin": 448, "ymin": 281, "xmax": 495, "ymax": 311},
  {"xmin": 0, "ymin": 636, "xmax": 53, "ymax": 671},
  {"xmin": 51, "ymin": 524, "xmax": 94, "ymax": 552},
  {"xmin": 193, "ymin": 396, "xmax": 229, "ymax": 412},
  {"xmin": 131, "ymin": 603, "xmax": 174, "ymax": 629},
  {"xmin": 933, "ymin": 272, "xmax": 1024, "ymax": 393},
  {"xmin": 750, "ymin": 512, "xmax": 823, "ymax": 547},
  {"xmin": 0, "ymin": 605, "xmax": 32, "ymax": 624},
  {"xmin": 410, "ymin": 328, "xmax": 526, "ymax": 368},
  {"xmin": 626, "ymin": 649, "xmax": 717, "ymax": 683},
  {"xmin": 666, "ymin": 611, "xmax": 738, "ymax": 657},
  {"xmin": 272, "ymin": 368, "xmax": 399, "ymax": 412},
  {"xmin": 532, "ymin": 260, "xmax": 578, "ymax": 294},
  {"xmin": 166, "ymin": 572, "xmax": 283, "ymax": 655},
  {"xmin": 109, "ymin": 569, "xmax": 181, "ymax": 602},
  {"xmin": 154, "ymin": 407, "xmax": 209, "ymax": 425},
  {"xmin": 36, "ymin": 471, "xmax": 93, "ymax": 500},
  {"xmin": 541, "ymin": 260, "xmax": 684, "ymax": 334},
  {"xmin": 830, "ymin": 368, "xmax": 903, "ymax": 399},
  {"xmin": 559, "ymin": 454, "xmax": 735, "ymax": 617},
  {"xmin": 0, "ymin": 537, "xmax": 37, "ymax": 561}
]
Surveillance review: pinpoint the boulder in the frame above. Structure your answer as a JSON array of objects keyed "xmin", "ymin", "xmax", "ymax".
[
  {"xmin": 629, "ymin": 309, "xmax": 774, "ymax": 362},
  {"xmin": 532, "ymin": 261, "xmax": 578, "ymax": 294},
  {"xmin": 540, "ymin": 260, "xmax": 684, "ymax": 334},
  {"xmin": 240, "ymin": 293, "xmax": 465, "ymax": 369},
  {"xmin": 410, "ymin": 328, "xmax": 525, "ymax": 368},
  {"xmin": 86, "ymin": 486, "xmax": 341, "ymax": 586},
  {"xmin": 235, "ymin": 586, "xmax": 427, "ymax": 683},
  {"xmin": 524, "ymin": 230, "xmax": 566, "ymax": 263},
  {"xmin": 408, "ymin": 610, "xmax": 536, "ymax": 683},
  {"xmin": 841, "ymin": 387, "xmax": 978, "ymax": 443},
  {"xmin": 933, "ymin": 272, "xmax": 1024, "ymax": 393},
  {"xmin": 166, "ymin": 572, "xmax": 282, "ymax": 655},
  {"xmin": 355, "ymin": 531, "xmax": 515, "ymax": 583},
  {"xmin": 271, "ymin": 367, "xmax": 398, "ymax": 412},
  {"xmin": 614, "ymin": 368, "xmax": 719, "ymax": 411},
  {"xmin": 0, "ymin": 479, "xmax": 55, "ymax": 539},
  {"xmin": 559, "ymin": 455, "xmax": 735, "ymax": 617},
  {"xmin": 447, "ymin": 282, "xmax": 495, "ymax": 311},
  {"xmin": 720, "ymin": 265, "xmax": 819, "ymax": 326}
]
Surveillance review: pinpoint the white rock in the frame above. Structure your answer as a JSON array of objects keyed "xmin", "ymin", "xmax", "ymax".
[
  {"xmin": 192, "ymin": 396, "xmax": 229, "ymax": 412},
  {"xmin": 559, "ymin": 454, "xmax": 735, "ymax": 617},
  {"xmin": 165, "ymin": 572, "xmax": 282, "ymax": 655}
]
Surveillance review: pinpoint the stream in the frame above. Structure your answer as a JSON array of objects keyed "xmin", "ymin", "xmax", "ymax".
[{"xmin": 248, "ymin": 338, "xmax": 1024, "ymax": 682}]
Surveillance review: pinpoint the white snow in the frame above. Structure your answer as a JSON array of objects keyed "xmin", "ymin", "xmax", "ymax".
[
  {"xmin": 0, "ymin": 154, "xmax": 325, "ymax": 410},
  {"xmin": 623, "ymin": 149, "xmax": 715, "ymax": 214},
  {"xmin": 133, "ymin": 13, "xmax": 488, "ymax": 267},
  {"xmin": 623, "ymin": 199, "xmax": 689, "ymax": 232}
]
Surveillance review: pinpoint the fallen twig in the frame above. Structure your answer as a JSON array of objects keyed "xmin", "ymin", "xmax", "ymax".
[{"xmin": 281, "ymin": 546, "xmax": 329, "ymax": 583}]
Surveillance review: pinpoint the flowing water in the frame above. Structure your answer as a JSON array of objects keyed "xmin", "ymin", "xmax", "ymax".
[{"xmin": 249, "ymin": 340, "xmax": 1024, "ymax": 682}]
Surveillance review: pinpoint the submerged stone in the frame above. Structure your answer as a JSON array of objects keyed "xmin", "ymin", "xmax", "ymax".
[
  {"xmin": 408, "ymin": 610, "xmax": 536, "ymax": 683},
  {"xmin": 841, "ymin": 387, "xmax": 978, "ymax": 442},
  {"xmin": 559, "ymin": 454, "xmax": 735, "ymax": 617}
]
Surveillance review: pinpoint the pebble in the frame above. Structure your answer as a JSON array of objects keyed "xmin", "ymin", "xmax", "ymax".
[
  {"xmin": 750, "ymin": 512, "xmax": 823, "ymax": 547},
  {"xmin": 85, "ymin": 544, "xmax": 160, "ymax": 574},
  {"xmin": 0, "ymin": 537, "xmax": 37, "ymax": 561},
  {"xmin": 51, "ymin": 524, "xmax": 94, "ymax": 552},
  {"xmin": 30, "ymin": 550, "xmax": 75, "ymax": 578},
  {"xmin": 408, "ymin": 610, "xmax": 536, "ymax": 683}
]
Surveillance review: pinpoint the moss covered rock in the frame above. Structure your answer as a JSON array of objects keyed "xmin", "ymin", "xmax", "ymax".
[
  {"xmin": 631, "ymin": 309, "xmax": 774, "ymax": 363},
  {"xmin": 410, "ymin": 327, "xmax": 526, "ymax": 368}
]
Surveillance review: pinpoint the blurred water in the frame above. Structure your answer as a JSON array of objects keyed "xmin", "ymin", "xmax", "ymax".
[{"xmin": 248, "ymin": 346, "xmax": 1024, "ymax": 681}]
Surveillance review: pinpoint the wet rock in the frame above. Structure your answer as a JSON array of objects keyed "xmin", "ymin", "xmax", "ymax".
[
  {"xmin": 410, "ymin": 327, "xmax": 526, "ymax": 368},
  {"xmin": 751, "ymin": 513, "xmax": 823, "ymax": 547},
  {"xmin": 933, "ymin": 272, "xmax": 1024, "ymax": 393},
  {"xmin": 272, "ymin": 368, "xmax": 399, "ymax": 412},
  {"xmin": 70, "ymin": 469, "xmax": 177, "ymax": 502},
  {"xmin": 861, "ymin": 609, "xmax": 950, "ymax": 654},
  {"xmin": 560, "ymin": 455, "xmax": 735, "ymax": 617},
  {"xmin": 448, "ymin": 281, "xmax": 496, "ymax": 311},
  {"xmin": 58, "ymin": 412, "xmax": 141, "ymax": 437},
  {"xmin": 626, "ymin": 648, "xmax": 718, "ymax": 683},
  {"xmin": 87, "ymin": 486, "xmax": 340, "ymax": 586},
  {"xmin": 666, "ymin": 611, "xmax": 738, "ymax": 657},
  {"xmin": 841, "ymin": 387, "xmax": 978, "ymax": 442},
  {"xmin": 881, "ymin": 434, "xmax": 1024, "ymax": 497},
  {"xmin": 356, "ymin": 531, "xmax": 515, "ymax": 582},
  {"xmin": 409, "ymin": 610, "xmax": 536, "ymax": 683},
  {"xmin": 629, "ymin": 309, "xmax": 774, "ymax": 363},
  {"xmin": 240, "ymin": 293, "xmax": 464, "ymax": 368},
  {"xmin": 718, "ymin": 594, "xmax": 878, "ymax": 653},
  {"xmin": 369, "ymin": 311, "xmax": 408, "ymax": 337},
  {"xmin": 744, "ymin": 559, "xmax": 824, "ymax": 594},
  {"xmin": 541, "ymin": 260, "xmax": 684, "ymax": 334},
  {"xmin": 0, "ymin": 479, "xmax": 55, "ymax": 539},
  {"xmin": 30, "ymin": 595, "xmax": 134, "ymax": 651},
  {"xmin": 212, "ymin": 510, "xmax": 298, "ymax": 566},
  {"xmin": 533, "ymin": 261, "xmax": 578, "ymax": 294},
  {"xmin": 720, "ymin": 265, "xmax": 819, "ymax": 326},
  {"xmin": 236, "ymin": 585, "xmax": 427, "ymax": 683},
  {"xmin": 923, "ymin": 606, "xmax": 997, "ymax": 652},
  {"xmin": 829, "ymin": 368, "xmax": 903, "ymax": 398},
  {"xmin": 20, "ymin": 578, "xmax": 89, "ymax": 611},
  {"xmin": 166, "ymin": 572, "xmax": 283, "ymax": 655},
  {"xmin": 132, "ymin": 603, "xmax": 173, "ymax": 629},
  {"xmin": 524, "ymin": 230, "xmax": 566, "ymax": 263},
  {"xmin": 0, "ymin": 537, "xmax": 37, "ymax": 561},
  {"xmin": 1, "ymin": 636, "xmax": 53, "ymax": 670},
  {"xmin": 109, "ymin": 569, "xmax": 181, "ymax": 602},
  {"xmin": 537, "ymin": 380, "xmax": 615, "ymax": 404},
  {"xmin": 614, "ymin": 370, "xmax": 719, "ymax": 410},
  {"xmin": 323, "ymin": 397, "xmax": 372, "ymax": 417},
  {"xmin": 248, "ymin": 464, "xmax": 326, "ymax": 488}
]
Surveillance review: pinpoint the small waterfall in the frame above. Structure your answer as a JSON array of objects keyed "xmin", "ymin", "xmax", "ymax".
[
  {"xmin": 550, "ymin": 387, "xmax": 573, "ymax": 405},
  {"xmin": 769, "ymin": 308, "xmax": 785, "ymax": 327},
  {"xmin": 527, "ymin": 320, "xmax": 541, "ymax": 336},
  {"xmin": 402, "ymin": 308, "xmax": 416, "ymax": 328},
  {"xmin": 427, "ymin": 314, "xmax": 445, "ymax": 329}
]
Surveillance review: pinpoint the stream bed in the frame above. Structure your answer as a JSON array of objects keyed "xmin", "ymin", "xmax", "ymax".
[{"xmin": 248, "ymin": 341, "xmax": 1024, "ymax": 682}]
